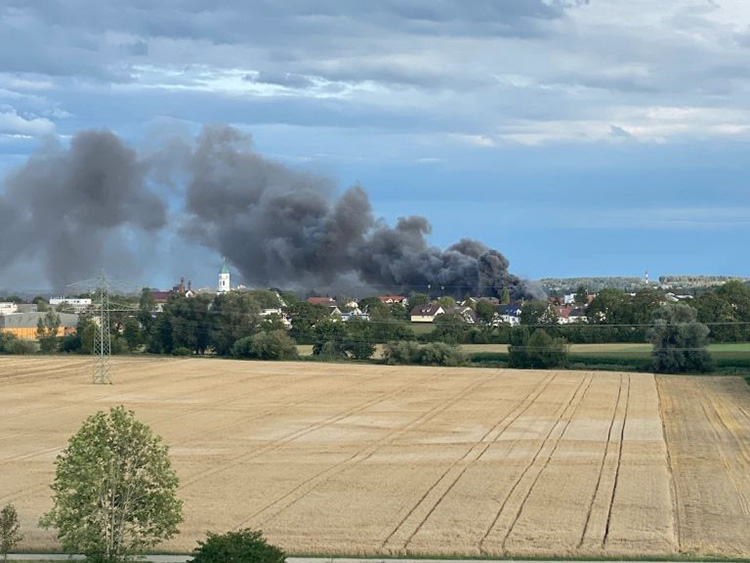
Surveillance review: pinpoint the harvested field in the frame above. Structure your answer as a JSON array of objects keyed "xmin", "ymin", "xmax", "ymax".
[{"xmin": 0, "ymin": 357, "xmax": 748, "ymax": 557}]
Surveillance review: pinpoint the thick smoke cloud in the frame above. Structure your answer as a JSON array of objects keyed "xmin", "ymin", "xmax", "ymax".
[
  {"xmin": 0, "ymin": 124, "xmax": 537, "ymax": 299},
  {"xmin": 178, "ymin": 125, "xmax": 536, "ymax": 299},
  {"xmin": 0, "ymin": 131, "xmax": 166, "ymax": 288}
]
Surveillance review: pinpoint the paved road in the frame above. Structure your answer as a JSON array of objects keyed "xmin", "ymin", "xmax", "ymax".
[{"xmin": 7, "ymin": 557, "xmax": 717, "ymax": 563}]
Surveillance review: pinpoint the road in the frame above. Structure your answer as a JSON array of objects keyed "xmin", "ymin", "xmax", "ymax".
[{"xmin": 7, "ymin": 557, "xmax": 719, "ymax": 563}]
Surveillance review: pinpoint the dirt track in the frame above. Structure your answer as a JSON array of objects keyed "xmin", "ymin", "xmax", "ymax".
[{"xmin": 0, "ymin": 357, "xmax": 748, "ymax": 557}]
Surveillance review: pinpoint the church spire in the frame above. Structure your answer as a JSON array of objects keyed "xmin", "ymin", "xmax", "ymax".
[{"xmin": 218, "ymin": 258, "xmax": 231, "ymax": 293}]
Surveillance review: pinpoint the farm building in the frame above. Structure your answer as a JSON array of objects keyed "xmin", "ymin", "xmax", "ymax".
[{"xmin": 0, "ymin": 312, "xmax": 78, "ymax": 340}]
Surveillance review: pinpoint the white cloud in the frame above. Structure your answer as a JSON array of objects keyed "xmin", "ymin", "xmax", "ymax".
[{"xmin": 0, "ymin": 108, "xmax": 54, "ymax": 136}]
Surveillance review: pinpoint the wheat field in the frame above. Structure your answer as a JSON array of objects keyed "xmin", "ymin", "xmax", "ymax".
[{"xmin": 1, "ymin": 356, "xmax": 749, "ymax": 557}]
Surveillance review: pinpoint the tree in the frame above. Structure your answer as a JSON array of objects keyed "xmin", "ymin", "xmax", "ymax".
[
  {"xmin": 574, "ymin": 285, "xmax": 588, "ymax": 306},
  {"xmin": 232, "ymin": 330, "xmax": 298, "ymax": 361},
  {"xmin": 499, "ymin": 287, "xmax": 511, "ymax": 305},
  {"xmin": 0, "ymin": 503, "xmax": 22, "ymax": 562},
  {"xmin": 122, "ymin": 318, "xmax": 141, "ymax": 352},
  {"xmin": 509, "ymin": 328, "xmax": 568, "ymax": 369},
  {"xmin": 475, "ymin": 300, "xmax": 498, "ymax": 325},
  {"xmin": 40, "ymin": 406, "xmax": 182, "ymax": 563},
  {"xmin": 432, "ymin": 313, "xmax": 467, "ymax": 345},
  {"xmin": 520, "ymin": 300, "xmax": 557, "ymax": 326},
  {"xmin": 650, "ymin": 303, "xmax": 712, "ymax": 373},
  {"xmin": 341, "ymin": 317, "xmax": 376, "ymax": 360},
  {"xmin": 189, "ymin": 529, "xmax": 285, "ymax": 563},
  {"xmin": 435, "ymin": 296, "xmax": 456, "ymax": 309},
  {"xmin": 36, "ymin": 310, "xmax": 61, "ymax": 353},
  {"xmin": 407, "ymin": 292, "xmax": 429, "ymax": 310}
]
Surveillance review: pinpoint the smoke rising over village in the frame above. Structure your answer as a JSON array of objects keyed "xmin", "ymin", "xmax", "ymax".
[{"xmin": 0, "ymin": 125, "xmax": 536, "ymax": 299}]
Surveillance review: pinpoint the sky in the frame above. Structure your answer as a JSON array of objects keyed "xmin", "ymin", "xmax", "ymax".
[{"xmin": 1, "ymin": 0, "xmax": 749, "ymax": 290}]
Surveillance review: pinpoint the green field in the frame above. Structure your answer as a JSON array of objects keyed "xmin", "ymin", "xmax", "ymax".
[{"xmin": 463, "ymin": 342, "xmax": 750, "ymax": 360}]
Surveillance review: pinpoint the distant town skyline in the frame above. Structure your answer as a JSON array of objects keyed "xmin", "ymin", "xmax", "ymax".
[{"xmin": 1, "ymin": 1, "xmax": 749, "ymax": 289}]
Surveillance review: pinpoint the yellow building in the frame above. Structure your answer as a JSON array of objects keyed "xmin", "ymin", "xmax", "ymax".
[{"xmin": 0, "ymin": 313, "xmax": 78, "ymax": 341}]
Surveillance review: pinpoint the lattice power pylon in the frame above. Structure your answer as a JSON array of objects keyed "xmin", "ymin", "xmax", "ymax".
[{"xmin": 92, "ymin": 271, "xmax": 113, "ymax": 385}]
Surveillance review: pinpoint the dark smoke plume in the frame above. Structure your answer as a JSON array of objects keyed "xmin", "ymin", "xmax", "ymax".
[
  {"xmin": 0, "ymin": 131, "xmax": 166, "ymax": 288},
  {"xmin": 0, "ymin": 125, "xmax": 537, "ymax": 299}
]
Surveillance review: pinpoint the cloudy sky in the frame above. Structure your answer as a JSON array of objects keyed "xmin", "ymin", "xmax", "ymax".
[{"xmin": 1, "ymin": 0, "xmax": 749, "ymax": 289}]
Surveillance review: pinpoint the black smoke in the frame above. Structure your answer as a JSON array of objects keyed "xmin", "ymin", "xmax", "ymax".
[
  {"xmin": 0, "ymin": 125, "xmax": 538, "ymax": 299},
  {"xmin": 0, "ymin": 131, "xmax": 166, "ymax": 288}
]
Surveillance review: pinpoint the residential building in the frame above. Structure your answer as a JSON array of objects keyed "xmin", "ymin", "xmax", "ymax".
[
  {"xmin": 307, "ymin": 297, "xmax": 337, "ymax": 307},
  {"xmin": 497, "ymin": 304, "xmax": 522, "ymax": 326},
  {"xmin": 0, "ymin": 312, "xmax": 78, "ymax": 341},
  {"xmin": 449, "ymin": 306, "xmax": 478, "ymax": 324},
  {"xmin": 410, "ymin": 304, "xmax": 445, "ymax": 323},
  {"xmin": 378, "ymin": 294, "xmax": 408, "ymax": 305}
]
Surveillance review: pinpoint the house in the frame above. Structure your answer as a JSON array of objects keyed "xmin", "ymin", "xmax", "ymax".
[
  {"xmin": 0, "ymin": 312, "xmax": 78, "ymax": 341},
  {"xmin": 50, "ymin": 297, "xmax": 92, "ymax": 313},
  {"xmin": 260, "ymin": 308, "xmax": 292, "ymax": 329},
  {"xmin": 497, "ymin": 304, "xmax": 522, "ymax": 326},
  {"xmin": 379, "ymin": 294, "xmax": 408, "ymax": 305},
  {"xmin": 341, "ymin": 308, "xmax": 370, "ymax": 322},
  {"xmin": 307, "ymin": 297, "xmax": 337, "ymax": 307},
  {"xmin": 410, "ymin": 304, "xmax": 445, "ymax": 323},
  {"xmin": 0, "ymin": 302, "xmax": 18, "ymax": 315},
  {"xmin": 449, "ymin": 306, "xmax": 478, "ymax": 324},
  {"xmin": 568, "ymin": 307, "xmax": 588, "ymax": 323}
]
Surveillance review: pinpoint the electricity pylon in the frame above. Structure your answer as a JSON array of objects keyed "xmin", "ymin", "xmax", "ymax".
[{"xmin": 92, "ymin": 270, "xmax": 112, "ymax": 384}]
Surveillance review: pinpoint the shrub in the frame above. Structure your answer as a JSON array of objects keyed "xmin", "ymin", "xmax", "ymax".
[
  {"xmin": 232, "ymin": 331, "xmax": 298, "ymax": 361},
  {"xmin": 172, "ymin": 346, "xmax": 192, "ymax": 357},
  {"xmin": 508, "ymin": 329, "xmax": 568, "ymax": 369},
  {"xmin": 190, "ymin": 529, "xmax": 285, "ymax": 563},
  {"xmin": 650, "ymin": 303, "xmax": 713, "ymax": 373},
  {"xmin": 382, "ymin": 341, "xmax": 465, "ymax": 367},
  {"xmin": 383, "ymin": 341, "xmax": 422, "ymax": 365},
  {"xmin": 9, "ymin": 339, "xmax": 36, "ymax": 355},
  {"xmin": 0, "ymin": 332, "xmax": 18, "ymax": 354},
  {"xmin": 420, "ymin": 342, "xmax": 466, "ymax": 366},
  {"xmin": 250, "ymin": 330, "xmax": 298, "ymax": 361}
]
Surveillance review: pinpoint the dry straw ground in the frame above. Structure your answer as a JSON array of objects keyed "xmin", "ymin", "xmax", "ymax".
[{"xmin": 1, "ymin": 357, "xmax": 749, "ymax": 557}]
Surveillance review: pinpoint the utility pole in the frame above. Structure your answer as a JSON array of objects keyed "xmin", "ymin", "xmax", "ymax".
[{"xmin": 93, "ymin": 270, "xmax": 112, "ymax": 384}]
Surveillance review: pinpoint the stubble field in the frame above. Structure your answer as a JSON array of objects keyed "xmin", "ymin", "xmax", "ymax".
[{"xmin": 1, "ymin": 356, "xmax": 750, "ymax": 557}]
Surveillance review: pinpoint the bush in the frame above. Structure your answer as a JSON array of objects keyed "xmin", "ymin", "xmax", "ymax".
[
  {"xmin": 383, "ymin": 341, "xmax": 422, "ymax": 365},
  {"xmin": 172, "ymin": 346, "xmax": 192, "ymax": 357},
  {"xmin": 382, "ymin": 341, "xmax": 465, "ymax": 366},
  {"xmin": 508, "ymin": 329, "xmax": 568, "ymax": 369},
  {"xmin": 0, "ymin": 332, "xmax": 18, "ymax": 354},
  {"xmin": 232, "ymin": 331, "xmax": 298, "ymax": 361},
  {"xmin": 419, "ymin": 342, "xmax": 466, "ymax": 366},
  {"xmin": 190, "ymin": 528, "xmax": 285, "ymax": 563},
  {"xmin": 9, "ymin": 339, "xmax": 36, "ymax": 355},
  {"xmin": 650, "ymin": 304, "xmax": 713, "ymax": 373}
]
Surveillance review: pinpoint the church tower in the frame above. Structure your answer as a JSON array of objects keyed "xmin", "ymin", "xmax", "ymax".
[{"xmin": 218, "ymin": 259, "xmax": 231, "ymax": 293}]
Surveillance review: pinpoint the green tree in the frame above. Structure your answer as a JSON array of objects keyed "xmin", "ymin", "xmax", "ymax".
[
  {"xmin": 499, "ymin": 287, "xmax": 511, "ymax": 305},
  {"xmin": 232, "ymin": 330, "xmax": 298, "ymax": 361},
  {"xmin": 0, "ymin": 503, "xmax": 23, "ymax": 562},
  {"xmin": 122, "ymin": 318, "xmax": 141, "ymax": 352},
  {"xmin": 285, "ymin": 302, "xmax": 327, "ymax": 344},
  {"xmin": 586, "ymin": 288, "xmax": 628, "ymax": 324},
  {"xmin": 40, "ymin": 406, "xmax": 182, "ymax": 563},
  {"xmin": 574, "ymin": 285, "xmax": 588, "ymax": 306},
  {"xmin": 36, "ymin": 310, "xmax": 61, "ymax": 353},
  {"xmin": 520, "ymin": 301, "xmax": 557, "ymax": 326},
  {"xmin": 650, "ymin": 303, "xmax": 712, "ymax": 373},
  {"xmin": 341, "ymin": 318, "xmax": 376, "ymax": 360},
  {"xmin": 435, "ymin": 296, "xmax": 456, "ymax": 309},
  {"xmin": 432, "ymin": 313, "xmax": 467, "ymax": 345},
  {"xmin": 407, "ymin": 292, "xmax": 429, "ymax": 310},
  {"xmin": 209, "ymin": 293, "xmax": 261, "ymax": 356},
  {"xmin": 189, "ymin": 529, "xmax": 285, "ymax": 563},
  {"xmin": 475, "ymin": 300, "xmax": 498, "ymax": 325},
  {"xmin": 509, "ymin": 328, "xmax": 568, "ymax": 369},
  {"xmin": 137, "ymin": 289, "xmax": 156, "ymax": 342},
  {"xmin": 311, "ymin": 319, "xmax": 346, "ymax": 356}
]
